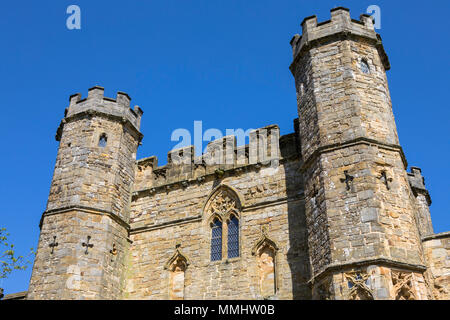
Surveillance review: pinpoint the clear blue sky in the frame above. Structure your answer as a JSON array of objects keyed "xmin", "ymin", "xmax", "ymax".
[{"xmin": 0, "ymin": 0, "xmax": 448, "ymax": 295}]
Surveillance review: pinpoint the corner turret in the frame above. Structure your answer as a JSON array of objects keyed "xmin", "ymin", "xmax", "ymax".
[{"xmin": 28, "ymin": 86, "xmax": 143, "ymax": 299}]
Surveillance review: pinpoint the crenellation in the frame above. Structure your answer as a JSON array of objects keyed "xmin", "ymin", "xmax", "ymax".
[
  {"xmin": 133, "ymin": 123, "xmax": 297, "ymax": 194},
  {"xmin": 290, "ymin": 7, "xmax": 386, "ymax": 75},
  {"xmin": 63, "ymin": 87, "xmax": 143, "ymax": 135}
]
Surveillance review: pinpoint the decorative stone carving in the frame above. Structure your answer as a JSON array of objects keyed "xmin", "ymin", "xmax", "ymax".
[
  {"xmin": 204, "ymin": 186, "xmax": 242, "ymax": 221},
  {"xmin": 392, "ymin": 271, "xmax": 416, "ymax": 300},
  {"xmin": 49, "ymin": 236, "xmax": 58, "ymax": 254},
  {"xmin": 251, "ymin": 226, "xmax": 278, "ymax": 256},
  {"xmin": 208, "ymin": 191, "xmax": 236, "ymax": 215},
  {"xmin": 433, "ymin": 276, "xmax": 449, "ymax": 300},
  {"xmin": 344, "ymin": 272, "xmax": 373, "ymax": 300}
]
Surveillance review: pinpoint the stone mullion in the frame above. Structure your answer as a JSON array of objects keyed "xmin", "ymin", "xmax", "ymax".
[{"xmin": 223, "ymin": 218, "xmax": 229, "ymax": 260}]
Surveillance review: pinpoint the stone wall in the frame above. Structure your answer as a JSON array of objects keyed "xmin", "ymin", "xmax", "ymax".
[
  {"xmin": 423, "ymin": 232, "xmax": 450, "ymax": 299},
  {"xmin": 125, "ymin": 127, "xmax": 312, "ymax": 299}
]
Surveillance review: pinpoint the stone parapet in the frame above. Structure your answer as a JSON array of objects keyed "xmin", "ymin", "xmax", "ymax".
[
  {"xmin": 56, "ymin": 86, "xmax": 143, "ymax": 141},
  {"xmin": 133, "ymin": 122, "xmax": 301, "ymax": 197},
  {"xmin": 290, "ymin": 7, "xmax": 390, "ymax": 74},
  {"xmin": 408, "ymin": 166, "xmax": 431, "ymax": 204},
  {"xmin": 422, "ymin": 232, "xmax": 450, "ymax": 299}
]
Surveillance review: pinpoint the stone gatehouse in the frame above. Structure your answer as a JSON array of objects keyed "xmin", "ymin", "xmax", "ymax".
[{"xmin": 21, "ymin": 7, "xmax": 449, "ymax": 300}]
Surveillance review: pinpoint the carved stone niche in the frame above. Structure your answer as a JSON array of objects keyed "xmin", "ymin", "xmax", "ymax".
[
  {"xmin": 344, "ymin": 272, "xmax": 374, "ymax": 300},
  {"xmin": 391, "ymin": 271, "xmax": 416, "ymax": 300},
  {"xmin": 165, "ymin": 249, "xmax": 190, "ymax": 300},
  {"xmin": 252, "ymin": 228, "xmax": 279, "ymax": 299}
]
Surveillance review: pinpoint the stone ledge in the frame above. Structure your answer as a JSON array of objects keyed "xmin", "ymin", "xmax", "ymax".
[
  {"xmin": 130, "ymin": 215, "xmax": 202, "ymax": 235},
  {"xmin": 422, "ymin": 231, "xmax": 450, "ymax": 242},
  {"xmin": 300, "ymin": 136, "xmax": 408, "ymax": 173},
  {"xmin": 309, "ymin": 257, "xmax": 428, "ymax": 284},
  {"xmin": 1, "ymin": 291, "xmax": 27, "ymax": 300},
  {"xmin": 130, "ymin": 194, "xmax": 304, "ymax": 234},
  {"xmin": 242, "ymin": 194, "xmax": 305, "ymax": 212},
  {"xmin": 40, "ymin": 205, "xmax": 131, "ymax": 235},
  {"xmin": 55, "ymin": 109, "xmax": 143, "ymax": 143}
]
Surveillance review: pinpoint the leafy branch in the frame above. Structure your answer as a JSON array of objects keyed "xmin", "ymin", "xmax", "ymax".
[{"xmin": 0, "ymin": 228, "xmax": 35, "ymax": 280}]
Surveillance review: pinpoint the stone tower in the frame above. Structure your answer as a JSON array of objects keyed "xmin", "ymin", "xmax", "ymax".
[
  {"xmin": 27, "ymin": 86, "xmax": 143, "ymax": 299},
  {"xmin": 290, "ymin": 8, "xmax": 432, "ymax": 299}
]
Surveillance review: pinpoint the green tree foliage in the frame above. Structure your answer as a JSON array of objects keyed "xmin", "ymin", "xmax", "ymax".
[{"xmin": 0, "ymin": 228, "xmax": 35, "ymax": 280}]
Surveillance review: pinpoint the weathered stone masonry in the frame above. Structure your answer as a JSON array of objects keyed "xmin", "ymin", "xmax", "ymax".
[{"xmin": 22, "ymin": 7, "xmax": 448, "ymax": 300}]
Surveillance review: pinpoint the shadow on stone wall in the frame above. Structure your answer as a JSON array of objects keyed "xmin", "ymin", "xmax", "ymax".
[{"xmin": 282, "ymin": 137, "xmax": 312, "ymax": 300}]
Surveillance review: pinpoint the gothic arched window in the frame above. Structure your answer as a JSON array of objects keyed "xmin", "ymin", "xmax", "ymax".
[
  {"xmin": 204, "ymin": 185, "xmax": 243, "ymax": 262},
  {"xmin": 227, "ymin": 215, "xmax": 239, "ymax": 258},
  {"xmin": 211, "ymin": 218, "xmax": 222, "ymax": 261}
]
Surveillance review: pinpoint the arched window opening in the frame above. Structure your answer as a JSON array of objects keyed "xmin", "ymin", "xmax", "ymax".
[
  {"xmin": 360, "ymin": 59, "xmax": 370, "ymax": 74},
  {"xmin": 252, "ymin": 229, "xmax": 279, "ymax": 299},
  {"xmin": 204, "ymin": 185, "xmax": 243, "ymax": 263},
  {"xmin": 211, "ymin": 218, "xmax": 222, "ymax": 261},
  {"xmin": 98, "ymin": 133, "xmax": 107, "ymax": 148},
  {"xmin": 165, "ymin": 248, "xmax": 189, "ymax": 301},
  {"xmin": 169, "ymin": 258, "xmax": 187, "ymax": 300},
  {"xmin": 259, "ymin": 246, "xmax": 276, "ymax": 298},
  {"xmin": 227, "ymin": 215, "xmax": 239, "ymax": 258}
]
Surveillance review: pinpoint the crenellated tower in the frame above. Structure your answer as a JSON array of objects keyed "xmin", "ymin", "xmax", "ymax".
[
  {"xmin": 290, "ymin": 8, "xmax": 431, "ymax": 299},
  {"xmin": 27, "ymin": 86, "xmax": 143, "ymax": 299}
]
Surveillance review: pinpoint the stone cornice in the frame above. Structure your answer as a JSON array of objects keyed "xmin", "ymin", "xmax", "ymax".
[
  {"xmin": 40, "ymin": 205, "xmax": 130, "ymax": 234},
  {"xmin": 130, "ymin": 194, "xmax": 304, "ymax": 234},
  {"xmin": 131, "ymin": 154, "xmax": 301, "ymax": 201},
  {"xmin": 300, "ymin": 137, "xmax": 408, "ymax": 173},
  {"xmin": 290, "ymin": 31, "xmax": 389, "ymax": 75},
  {"xmin": 130, "ymin": 215, "xmax": 202, "ymax": 235},
  {"xmin": 1, "ymin": 291, "xmax": 27, "ymax": 300},
  {"xmin": 55, "ymin": 109, "xmax": 144, "ymax": 143},
  {"xmin": 308, "ymin": 257, "xmax": 428, "ymax": 285},
  {"xmin": 422, "ymin": 231, "xmax": 450, "ymax": 242},
  {"xmin": 242, "ymin": 194, "xmax": 304, "ymax": 212}
]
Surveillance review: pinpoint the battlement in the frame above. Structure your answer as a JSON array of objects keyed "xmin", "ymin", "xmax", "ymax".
[
  {"xmin": 57, "ymin": 86, "xmax": 143, "ymax": 141},
  {"xmin": 408, "ymin": 166, "xmax": 431, "ymax": 205},
  {"xmin": 133, "ymin": 121, "xmax": 301, "ymax": 197},
  {"xmin": 290, "ymin": 7, "xmax": 390, "ymax": 72}
]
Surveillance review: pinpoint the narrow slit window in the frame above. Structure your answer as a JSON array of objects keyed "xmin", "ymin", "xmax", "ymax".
[
  {"xmin": 227, "ymin": 215, "xmax": 239, "ymax": 258},
  {"xmin": 98, "ymin": 133, "xmax": 107, "ymax": 148},
  {"xmin": 211, "ymin": 219, "xmax": 222, "ymax": 261}
]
